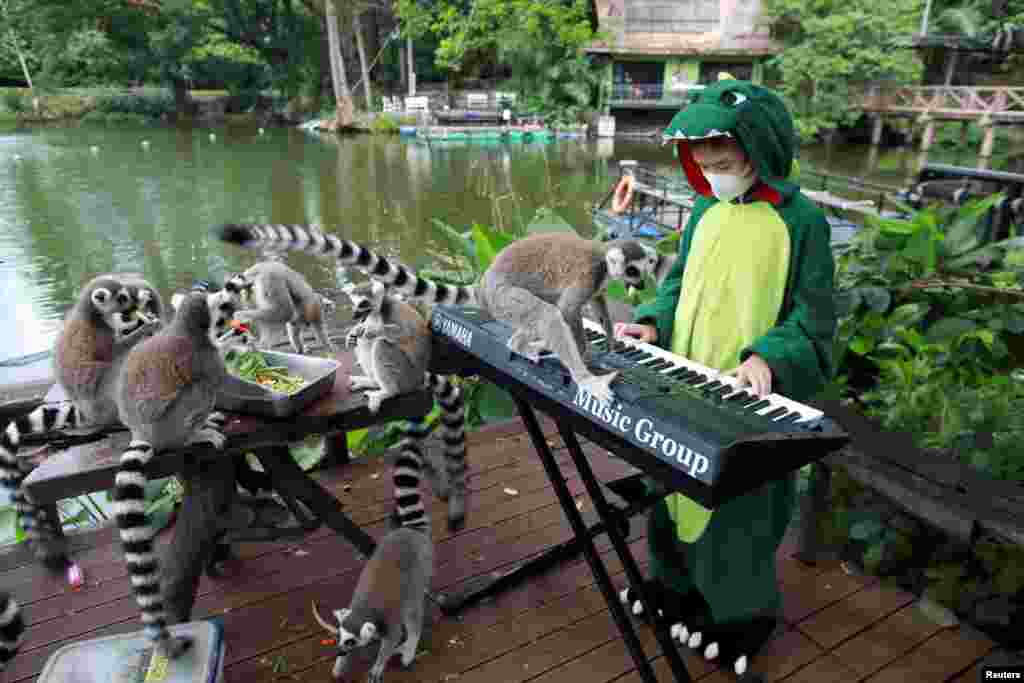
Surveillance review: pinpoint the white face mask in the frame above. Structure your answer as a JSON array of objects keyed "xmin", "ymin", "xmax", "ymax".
[{"xmin": 704, "ymin": 169, "xmax": 757, "ymax": 203}]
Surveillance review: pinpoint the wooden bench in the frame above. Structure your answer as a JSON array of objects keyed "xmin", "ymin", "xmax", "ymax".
[{"xmin": 19, "ymin": 351, "xmax": 434, "ymax": 622}]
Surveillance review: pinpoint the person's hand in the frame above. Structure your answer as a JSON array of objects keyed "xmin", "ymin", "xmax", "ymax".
[
  {"xmin": 614, "ymin": 322, "xmax": 657, "ymax": 344},
  {"xmin": 724, "ymin": 354, "xmax": 773, "ymax": 397}
]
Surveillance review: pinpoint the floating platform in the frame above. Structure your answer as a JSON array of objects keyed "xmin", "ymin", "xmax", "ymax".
[{"xmin": 413, "ymin": 125, "xmax": 559, "ymax": 141}]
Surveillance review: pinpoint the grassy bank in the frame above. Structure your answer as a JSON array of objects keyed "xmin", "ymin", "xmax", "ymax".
[{"xmin": 0, "ymin": 86, "xmax": 294, "ymax": 127}]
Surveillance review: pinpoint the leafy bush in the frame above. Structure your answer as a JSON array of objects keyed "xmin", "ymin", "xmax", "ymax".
[
  {"xmin": 94, "ymin": 92, "xmax": 176, "ymax": 119},
  {"xmin": 2, "ymin": 90, "xmax": 27, "ymax": 114},
  {"xmin": 370, "ymin": 113, "xmax": 402, "ymax": 134}
]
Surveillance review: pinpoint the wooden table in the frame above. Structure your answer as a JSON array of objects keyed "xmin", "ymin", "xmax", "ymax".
[{"xmin": 23, "ymin": 351, "xmax": 434, "ymax": 623}]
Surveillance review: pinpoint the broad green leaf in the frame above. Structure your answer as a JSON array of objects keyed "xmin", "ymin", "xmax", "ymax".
[
  {"xmin": 526, "ymin": 208, "xmax": 577, "ymax": 235},
  {"xmin": 431, "ymin": 218, "xmax": 477, "ymax": 267},
  {"xmin": 859, "ymin": 286, "xmax": 891, "ymax": 313},
  {"xmin": 925, "ymin": 317, "xmax": 978, "ymax": 343},
  {"xmin": 902, "ymin": 226, "xmax": 938, "ymax": 274},
  {"xmin": 475, "ymin": 381, "xmax": 518, "ymax": 421},
  {"xmin": 834, "ymin": 289, "xmax": 862, "ymax": 317},
  {"xmin": 472, "ymin": 223, "xmax": 515, "ymax": 271},
  {"xmin": 850, "ymin": 518, "xmax": 883, "ymax": 540},
  {"xmin": 849, "ymin": 336, "xmax": 875, "ymax": 355},
  {"xmin": 888, "ymin": 303, "xmax": 929, "ymax": 328},
  {"xmin": 347, "ymin": 428, "xmax": 369, "ymax": 454}
]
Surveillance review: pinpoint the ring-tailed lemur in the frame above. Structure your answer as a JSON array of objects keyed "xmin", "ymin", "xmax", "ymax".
[
  {"xmin": 0, "ymin": 275, "xmax": 162, "ymax": 578},
  {"xmin": 311, "ymin": 421, "xmax": 434, "ymax": 682},
  {"xmin": 0, "ymin": 592, "xmax": 24, "ymax": 670},
  {"xmin": 222, "ymin": 260, "xmax": 335, "ymax": 355},
  {"xmin": 113, "ymin": 292, "xmax": 231, "ymax": 660},
  {"xmin": 342, "ymin": 281, "xmax": 468, "ymax": 530},
  {"xmin": 213, "ymin": 223, "xmax": 663, "ymax": 408}
]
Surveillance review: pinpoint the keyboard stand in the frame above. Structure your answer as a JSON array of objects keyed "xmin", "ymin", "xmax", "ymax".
[
  {"xmin": 465, "ymin": 391, "xmax": 695, "ymax": 683},
  {"xmin": 438, "ymin": 473, "xmax": 658, "ymax": 615}
]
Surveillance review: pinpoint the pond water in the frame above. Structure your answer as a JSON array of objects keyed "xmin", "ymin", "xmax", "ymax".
[{"xmin": 0, "ymin": 121, "xmax": 1006, "ymax": 364}]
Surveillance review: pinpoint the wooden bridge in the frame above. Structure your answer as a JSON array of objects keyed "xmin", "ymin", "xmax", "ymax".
[{"xmin": 861, "ymin": 85, "xmax": 1024, "ymax": 157}]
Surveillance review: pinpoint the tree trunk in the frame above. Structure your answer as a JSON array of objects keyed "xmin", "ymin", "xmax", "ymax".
[
  {"xmin": 326, "ymin": 0, "xmax": 354, "ymax": 128},
  {"xmin": 407, "ymin": 35, "xmax": 416, "ymax": 96},
  {"xmin": 398, "ymin": 40, "xmax": 407, "ymax": 92},
  {"xmin": 171, "ymin": 77, "xmax": 192, "ymax": 119},
  {"xmin": 353, "ymin": 11, "xmax": 373, "ymax": 111}
]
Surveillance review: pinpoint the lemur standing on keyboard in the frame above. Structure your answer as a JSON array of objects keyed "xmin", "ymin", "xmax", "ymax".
[
  {"xmin": 212, "ymin": 225, "xmax": 663, "ymax": 409},
  {"xmin": 615, "ymin": 75, "xmax": 837, "ymax": 678}
]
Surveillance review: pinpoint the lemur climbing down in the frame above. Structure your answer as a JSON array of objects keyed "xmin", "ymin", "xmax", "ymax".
[
  {"xmin": 213, "ymin": 223, "xmax": 663, "ymax": 408},
  {"xmin": 311, "ymin": 413, "xmax": 434, "ymax": 682},
  {"xmin": 342, "ymin": 280, "xmax": 468, "ymax": 531},
  {"xmin": 1, "ymin": 275, "xmax": 162, "ymax": 579},
  {"xmin": 113, "ymin": 292, "xmax": 232, "ymax": 660}
]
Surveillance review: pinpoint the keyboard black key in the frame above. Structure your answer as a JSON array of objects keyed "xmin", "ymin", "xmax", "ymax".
[
  {"xmin": 764, "ymin": 407, "xmax": 788, "ymax": 420},
  {"xmin": 746, "ymin": 399, "xmax": 771, "ymax": 412}
]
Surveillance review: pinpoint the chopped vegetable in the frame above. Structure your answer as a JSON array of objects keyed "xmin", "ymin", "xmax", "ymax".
[{"xmin": 224, "ymin": 349, "xmax": 308, "ymax": 395}]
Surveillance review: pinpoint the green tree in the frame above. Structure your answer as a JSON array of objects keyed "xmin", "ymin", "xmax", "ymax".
[
  {"xmin": 765, "ymin": 0, "xmax": 924, "ymax": 140},
  {"xmin": 0, "ymin": 0, "xmax": 44, "ymax": 90},
  {"xmin": 394, "ymin": 0, "xmax": 603, "ymax": 121}
]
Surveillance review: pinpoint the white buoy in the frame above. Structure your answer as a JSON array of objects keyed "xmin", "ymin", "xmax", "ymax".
[
  {"xmin": 141, "ymin": 140, "xmax": 150, "ymax": 148},
  {"xmin": 258, "ymin": 127, "xmax": 265, "ymax": 135},
  {"xmin": 209, "ymin": 133, "xmax": 217, "ymax": 141},
  {"xmin": 90, "ymin": 146, "xmax": 99, "ymax": 154},
  {"xmin": 12, "ymin": 155, "xmax": 21, "ymax": 162}
]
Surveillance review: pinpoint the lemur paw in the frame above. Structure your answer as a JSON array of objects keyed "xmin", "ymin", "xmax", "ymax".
[
  {"xmin": 332, "ymin": 655, "xmax": 349, "ymax": 679},
  {"xmin": 365, "ymin": 391, "xmax": 385, "ymax": 414},
  {"xmin": 576, "ymin": 372, "xmax": 618, "ymax": 408},
  {"xmin": 205, "ymin": 412, "xmax": 227, "ymax": 429},
  {"xmin": 157, "ymin": 635, "xmax": 193, "ymax": 660},
  {"xmin": 350, "ymin": 375, "xmax": 379, "ymax": 391},
  {"xmin": 188, "ymin": 427, "xmax": 226, "ymax": 450}
]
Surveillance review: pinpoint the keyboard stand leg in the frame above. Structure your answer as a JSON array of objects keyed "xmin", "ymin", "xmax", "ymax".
[
  {"xmin": 511, "ymin": 395, "xmax": 680, "ymax": 683},
  {"xmin": 556, "ymin": 421, "xmax": 694, "ymax": 683},
  {"xmin": 438, "ymin": 480, "xmax": 657, "ymax": 617}
]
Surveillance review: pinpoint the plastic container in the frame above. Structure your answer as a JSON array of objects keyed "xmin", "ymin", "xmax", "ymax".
[
  {"xmin": 38, "ymin": 620, "xmax": 225, "ymax": 683},
  {"xmin": 216, "ymin": 348, "xmax": 340, "ymax": 418}
]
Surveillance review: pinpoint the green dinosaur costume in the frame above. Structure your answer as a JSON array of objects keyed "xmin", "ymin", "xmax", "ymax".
[{"xmin": 631, "ymin": 78, "xmax": 837, "ymax": 627}]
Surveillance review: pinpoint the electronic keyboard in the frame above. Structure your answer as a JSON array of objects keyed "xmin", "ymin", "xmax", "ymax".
[{"xmin": 430, "ymin": 305, "xmax": 848, "ymax": 508}]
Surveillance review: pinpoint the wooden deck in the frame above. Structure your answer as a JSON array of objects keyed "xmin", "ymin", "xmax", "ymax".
[{"xmin": 0, "ymin": 417, "xmax": 1000, "ymax": 682}]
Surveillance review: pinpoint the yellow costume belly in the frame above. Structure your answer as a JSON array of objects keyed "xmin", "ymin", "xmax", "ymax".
[{"xmin": 666, "ymin": 200, "xmax": 791, "ymax": 541}]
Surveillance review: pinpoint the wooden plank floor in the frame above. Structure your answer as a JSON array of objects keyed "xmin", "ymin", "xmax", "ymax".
[{"xmin": 0, "ymin": 417, "xmax": 999, "ymax": 682}]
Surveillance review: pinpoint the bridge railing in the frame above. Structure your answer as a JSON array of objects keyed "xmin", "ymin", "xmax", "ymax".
[{"xmin": 862, "ymin": 85, "xmax": 1024, "ymax": 120}]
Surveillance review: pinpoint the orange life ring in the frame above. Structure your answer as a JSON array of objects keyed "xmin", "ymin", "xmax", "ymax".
[{"xmin": 611, "ymin": 174, "xmax": 635, "ymax": 215}]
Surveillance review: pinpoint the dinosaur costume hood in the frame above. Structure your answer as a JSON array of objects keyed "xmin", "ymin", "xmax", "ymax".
[{"xmin": 663, "ymin": 76, "xmax": 799, "ymax": 205}]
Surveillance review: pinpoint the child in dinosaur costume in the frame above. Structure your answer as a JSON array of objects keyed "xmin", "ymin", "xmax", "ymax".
[{"xmin": 614, "ymin": 77, "xmax": 837, "ymax": 677}]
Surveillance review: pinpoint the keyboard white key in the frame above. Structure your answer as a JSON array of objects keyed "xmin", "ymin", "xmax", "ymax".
[{"xmin": 582, "ymin": 317, "xmax": 823, "ymax": 423}]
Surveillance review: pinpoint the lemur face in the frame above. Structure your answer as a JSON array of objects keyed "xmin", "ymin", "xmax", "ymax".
[
  {"xmin": 606, "ymin": 242, "xmax": 661, "ymax": 290},
  {"xmin": 336, "ymin": 609, "xmax": 377, "ymax": 652},
  {"xmin": 342, "ymin": 280, "xmax": 386, "ymax": 323},
  {"xmin": 223, "ymin": 273, "xmax": 252, "ymax": 304},
  {"xmin": 90, "ymin": 282, "xmax": 147, "ymax": 341},
  {"xmin": 206, "ymin": 290, "xmax": 238, "ymax": 337}
]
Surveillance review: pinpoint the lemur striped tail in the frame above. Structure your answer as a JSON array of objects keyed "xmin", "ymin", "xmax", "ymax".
[
  {"xmin": 0, "ymin": 592, "xmax": 24, "ymax": 669},
  {"xmin": 426, "ymin": 373, "xmax": 468, "ymax": 531},
  {"xmin": 393, "ymin": 420, "xmax": 430, "ymax": 532},
  {"xmin": 1, "ymin": 404, "xmax": 80, "ymax": 571},
  {"xmin": 214, "ymin": 223, "xmax": 476, "ymax": 307},
  {"xmin": 113, "ymin": 440, "xmax": 176, "ymax": 650}
]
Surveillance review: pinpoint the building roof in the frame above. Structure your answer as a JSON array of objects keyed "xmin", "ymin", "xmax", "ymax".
[{"xmin": 584, "ymin": 31, "xmax": 783, "ymax": 57}]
